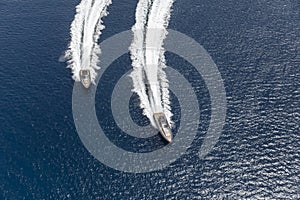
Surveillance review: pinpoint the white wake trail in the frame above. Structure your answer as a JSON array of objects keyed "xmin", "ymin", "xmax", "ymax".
[
  {"xmin": 130, "ymin": 0, "xmax": 157, "ymax": 126},
  {"xmin": 65, "ymin": 0, "xmax": 112, "ymax": 83},
  {"xmin": 130, "ymin": 0, "xmax": 174, "ymax": 127},
  {"xmin": 65, "ymin": 0, "xmax": 90, "ymax": 81},
  {"xmin": 146, "ymin": 0, "xmax": 174, "ymax": 125}
]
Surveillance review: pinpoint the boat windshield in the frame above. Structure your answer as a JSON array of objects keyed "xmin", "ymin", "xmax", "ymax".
[
  {"xmin": 81, "ymin": 69, "xmax": 88, "ymax": 74},
  {"xmin": 158, "ymin": 116, "xmax": 166, "ymax": 123}
]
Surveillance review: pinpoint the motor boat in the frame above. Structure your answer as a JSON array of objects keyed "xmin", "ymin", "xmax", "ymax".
[
  {"xmin": 79, "ymin": 69, "xmax": 91, "ymax": 89},
  {"xmin": 153, "ymin": 112, "xmax": 172, "ymax": 143}
]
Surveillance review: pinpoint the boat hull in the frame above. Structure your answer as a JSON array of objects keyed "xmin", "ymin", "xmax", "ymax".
[
  {"xmin": 153, "ymin": 112, "xmax": 172, "ymax": 143},
  {"xmin": 79, "ymin": 69, "xmax": 91, "ymax": 89}
]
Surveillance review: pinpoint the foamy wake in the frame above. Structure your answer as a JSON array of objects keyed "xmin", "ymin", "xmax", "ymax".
[
  {"xmin": 130, "ymin": 0, "xmax": 174, "ymax": 127},
  {"xmin": 65, "ymin": 0, "xmax": 112, "ymax": 83}
]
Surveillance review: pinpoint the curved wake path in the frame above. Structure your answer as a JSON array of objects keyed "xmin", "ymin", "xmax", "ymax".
[
  {"xmin": 65, "ymin": 0, "xmax": 112, "ymax": 83},
  {"xmin": 130, "ymin": 0, "xmax": 174, "ymax": 127},
  {"xmin": 130, "ymin": 0, "xmax": 155, "ymax": 126}
]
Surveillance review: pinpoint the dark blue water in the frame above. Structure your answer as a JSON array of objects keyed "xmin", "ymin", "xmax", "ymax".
[{"xmin": 1, "ymin": 0, "xmax": 299, "ymax": 199}]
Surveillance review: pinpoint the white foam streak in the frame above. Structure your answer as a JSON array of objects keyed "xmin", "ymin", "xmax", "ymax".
[
  {"xmin": 130, "ymin": 0, "xmax": 174, "ymax": 127},
  {"xmin": 65, "ymin": 0, "xmax": 112, "ymax": 83},
  {"xmin": 130, "ymin": 0, "xmax": 156, "ymax": 126}
]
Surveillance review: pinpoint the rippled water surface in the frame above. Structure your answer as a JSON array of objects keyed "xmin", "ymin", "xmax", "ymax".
[{"xmin": 0, "ymin": 0, "xmax": 299, "ymax": 199}]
